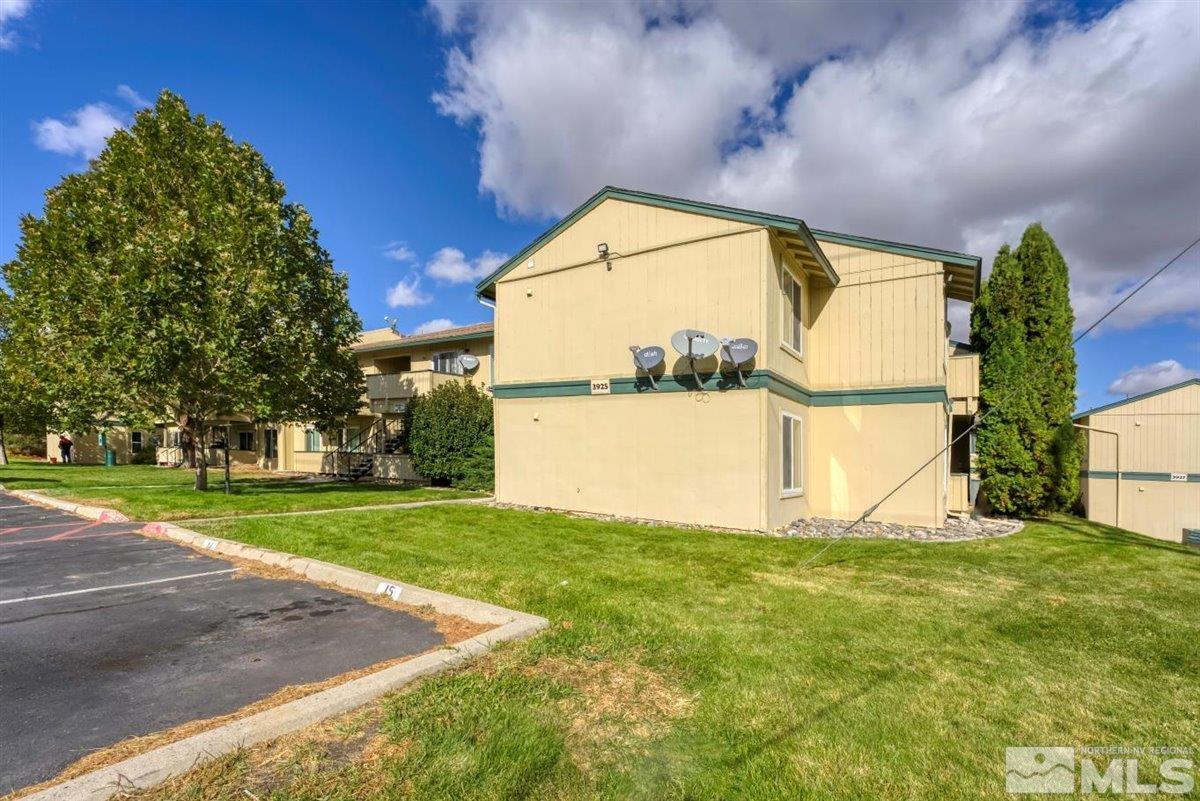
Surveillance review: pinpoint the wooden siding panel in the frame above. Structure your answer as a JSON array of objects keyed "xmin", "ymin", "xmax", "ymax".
[
  {"xmin": 496, "ymin": 198, "xmax": 763, "ymax": 384},
  {"xmin": 808, "ymin": 242, "xmax": 946, "ymax": 389}
]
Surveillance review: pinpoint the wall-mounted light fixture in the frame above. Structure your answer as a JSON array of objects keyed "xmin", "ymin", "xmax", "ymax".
[{"xmin": 597, "ymin": 242, "xmax": 609, "ymax": 258}]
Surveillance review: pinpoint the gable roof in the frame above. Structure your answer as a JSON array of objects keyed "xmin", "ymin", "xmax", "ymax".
[
  {"xmin": 353, "ymin": 321, "xmax": 494, "ymax": 354},
  {"xmin": 1073, "ymin": 378, "xmax": 1200, "ymax": 419},
  {"xmin": 810, "ymin": 229, "xmax": 981, "ymax": 302},
  {"xmin": 474, "ymin": 186, "xmax": 839, "ymax": 299},
  {"xmin": 474, "ymin": 186, "xmax": 983, "ymax": 302}
]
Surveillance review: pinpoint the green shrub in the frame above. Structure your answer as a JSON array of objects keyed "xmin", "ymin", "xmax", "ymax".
[
  {"xmin": 5, "ymin": 432, "xmax": 46, "ymax": 457},
  {"xmin": 457, "ymin": 435, "xmax": 495, "ymax": 492},
  {"xmin": 402, "ymin": 382, "xmax": 493, "ymax": 489}
]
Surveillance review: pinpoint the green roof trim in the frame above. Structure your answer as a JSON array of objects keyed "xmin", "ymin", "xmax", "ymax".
[
  {"xmin": 810, "ymin": 228, "xmax": 982, "ymax": 302},
  {"xmin": 474, "ymin": 186, "xmax": 840, "ymax": 298},
  {"xmin": 809, "ymin": 229, "xmax": 981, "ymax": 268},
  {"xmin": 1072, "ymin": 378, "xmax": 1199, "ymax": 420},
  {"xmin": 354, "ymin": 329, "xmax": 493, "ymax": 354},
  {"xmin": 492, "ymin": 369, "xmax": 948, "ymax": 407},
  {"xmin": 1082, "ymin": 470, "xmax": 1198, "ymax": 483}
]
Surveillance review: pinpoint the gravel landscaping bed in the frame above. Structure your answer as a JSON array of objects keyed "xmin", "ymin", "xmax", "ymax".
[{"xmin": 779, "ymin": 515, "xmax": 1023, "ymax": 542}]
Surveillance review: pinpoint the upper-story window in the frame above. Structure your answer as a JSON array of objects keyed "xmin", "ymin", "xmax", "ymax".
[
  {"xmin": 782, "ymin": 269, "xmax": 804, "ymax": 356},
  {"xmin": 433, "ymin": 351, "xmax": 464, "ymax": 375}
]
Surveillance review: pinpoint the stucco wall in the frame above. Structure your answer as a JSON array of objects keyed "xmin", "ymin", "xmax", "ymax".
[
  {"xmin": 806, "ymin": 402, "xmax": 948, "ymax": 527},
  {"xmin": 495, "ymin": 390, "xmax": 765, "ymax": 530}
]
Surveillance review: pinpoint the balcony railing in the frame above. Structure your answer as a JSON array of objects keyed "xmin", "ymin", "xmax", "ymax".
[{"xmin": 364, "ymin": 370, "xmax": 466, "ymax": 401}]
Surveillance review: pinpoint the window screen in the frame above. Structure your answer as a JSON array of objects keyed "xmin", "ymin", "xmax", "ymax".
[
  {"xmin": 783, "ymin": 271, "xmax": 803, "ymax": 354},
  {"xmin": 782, "ymin": 413, "xmax": 803, "ymax": 493}
]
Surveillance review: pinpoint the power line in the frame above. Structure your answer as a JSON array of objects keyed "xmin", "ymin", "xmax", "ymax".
[{"xmin": 798, "ymin": 233, "xmax": 1200, "ymax": 570}]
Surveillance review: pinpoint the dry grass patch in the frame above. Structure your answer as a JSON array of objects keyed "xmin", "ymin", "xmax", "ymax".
[{"xmin": 530, "ymin": 656, "xmax": 693, "ymax": 772}]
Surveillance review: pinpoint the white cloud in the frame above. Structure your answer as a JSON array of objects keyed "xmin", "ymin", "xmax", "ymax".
[
  {"xmin": 385, "ymin": 275, "xmax": 433, "ymax": 307},
  {"xmin": 413, "ymin": 318, "xmax": 457, "ymax": 334},
  {"xmin": 1107, "ymin": 360, "xmax": 1200, "ymax": 396},
  {"xmin": 32, "ymin": 102, "xmax": 125, "ymax": 159},
  {"xmin": 432, "ymin": 0, "xmax": 1200, "ymax": 334},
  {"xmin": 382, "ymin": 240, "xmax": 418, "ymax": 264},
  {"xmin": 0, "ymin": 0, "xmax": 34, "ymax": 50},
  {"xmin": 116, "ymin": 84, "xmax": 151, "ymax": 108},
  {"xmin": 425, "ymin": 246, "xmax": 507, "ymax": 284}
]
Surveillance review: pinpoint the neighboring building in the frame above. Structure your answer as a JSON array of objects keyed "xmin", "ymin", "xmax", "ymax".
[
  {"xmin": 49, "ymin": 322, "xmax": 495, "ymax": 481},
  {"xmin": 476, "ymin": 187, "xmax": 981, "ymax": 531},
  {"xmin": 1075, "ymin": 378, "xmax": 1199, "ymax": 543},
  {"xmin": 45, "ymin": 427, "xmax": 155, "ymax": 464}
]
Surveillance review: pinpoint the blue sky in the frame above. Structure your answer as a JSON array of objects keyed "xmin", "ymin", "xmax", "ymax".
[
  {"xmin": 2, "ymin": 0, "xmax": 1197, "ymax": 410},
  {"xmin": 1, "ymin": 1, "xmax": 542, "ymax": 336}
]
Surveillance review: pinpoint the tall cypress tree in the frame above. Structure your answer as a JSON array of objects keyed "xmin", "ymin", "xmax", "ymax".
[
  {"xmin": 971, "ymin": 245, "xmax": 1043, "ymax": 515},
  {"xmin": 1015, "ymin": 224, "xmax": 1080, "ymax": 512}
]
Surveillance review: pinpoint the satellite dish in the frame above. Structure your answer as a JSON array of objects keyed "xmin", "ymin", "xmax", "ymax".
[
  {"xmin": 670, "ymin": 329, "xmax": 719, "ymax": 389},
  {"xmin": 721, "ymin": 337, "xmax": 759, "ymax": 387},
  {"xmin": 670, "ymin": 329, "xmax": 719, "ymax": 360},
  {"xmin": 459, "ymin": 354, "xmax": 480, "ymax": 372},
  {"xmin": 629, "ymin": 345, "xmax": 666, "ymax": 390},
  {"xmin": 721, "ymin": 338, "xmax": 758, "ymax": 365}
]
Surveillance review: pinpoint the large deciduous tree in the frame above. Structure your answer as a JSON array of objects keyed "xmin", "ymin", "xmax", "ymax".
[
  {"xmin": 972, "ymin": 225, "xmax": 1081, "ymax": 516},
  {"xmin": 1, "ymin": 91, "xmax": 363, "ymax": 489},
  {"xmin": 0, "ymin": 293, "xmax": 52, "ymax": 466}
]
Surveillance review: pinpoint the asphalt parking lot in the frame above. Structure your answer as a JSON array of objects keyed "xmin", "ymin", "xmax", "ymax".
[{"xmin": 0, "ymin": 492, "xmax": 445, "ymax": 794}]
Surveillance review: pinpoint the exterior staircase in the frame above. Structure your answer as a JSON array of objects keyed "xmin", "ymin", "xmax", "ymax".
[{"xmin": 330, "ymin": 419, "xmax": 403, "ymax": 482}]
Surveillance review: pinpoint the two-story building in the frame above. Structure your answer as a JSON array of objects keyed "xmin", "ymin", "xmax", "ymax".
[
  {"xmin": 476, "ymin": 187, "xmax": 981, "ymax": 531},
  {"xmin": 1075, "ymin": 378, "xmax": 1199, "ymax": 542},
  {"xmin": 52, "ymin": 322, "xmax": 494, "ymax": 482}
]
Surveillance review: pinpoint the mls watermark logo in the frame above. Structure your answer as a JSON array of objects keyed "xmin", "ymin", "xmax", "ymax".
[
  {"xmin": 1006, "ymin": 745, "xmax": 1195, "ymax": 795},
  {"xmin": 1006, "ymin": 747, "xmax": 1075, "ymax": 793}
]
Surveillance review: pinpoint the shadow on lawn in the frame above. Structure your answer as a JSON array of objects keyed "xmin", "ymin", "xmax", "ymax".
[{"xmin": 1030, "ymin": 515, "xmax": 1196, "ymax": 556}]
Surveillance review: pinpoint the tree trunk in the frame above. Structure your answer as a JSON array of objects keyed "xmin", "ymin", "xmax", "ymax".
[
  {"xmin": 223, "ymin": 425, "xmax": 232, "ymax": 494},
  {"xmin": 192, "ymin": 421, "xmax": 208, "ymax": 491},
  {"xmin": 0, "ymin": 417, "xmax": 9, "ymax": 466}
]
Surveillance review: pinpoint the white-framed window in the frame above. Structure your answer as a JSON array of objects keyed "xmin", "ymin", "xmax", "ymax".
[
  {"xmin": 781, "ymin": 412, "xmax": 804, "ymax": 496},
  {"xmin": 238, "ymin": 431, "xmax": 255, "ymax": 451},
  {"xmin": 433, "ymin": 351, "xmax": 463, "ymax": 375},
  {"xmin": 782, "ymin": 268, "xmax": 804, "ymax": 356},
  {"xmin": 304, "ymin": 428, "xmax": 321, "ymax": 451},
  {"xmin": 131, "ymin": 431, "xmax": 143, "ymax": 453},
  {"xmin": 264, "ymin": 429, "xmax": 278, "ymax": 459}
]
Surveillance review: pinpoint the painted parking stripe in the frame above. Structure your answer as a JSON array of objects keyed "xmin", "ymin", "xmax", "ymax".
[
  {"xmin": 0, "ymin": 529, "xmax": 139, "ymax": 547},
  {"xmin": 0, "ymin": 568, "xmax": 238, "ymax": 605}
]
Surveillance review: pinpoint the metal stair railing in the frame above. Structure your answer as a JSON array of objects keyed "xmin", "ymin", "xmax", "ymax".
[{"xmin": 328, "ymin": 418, "xmax": 405, "ymax": 481}]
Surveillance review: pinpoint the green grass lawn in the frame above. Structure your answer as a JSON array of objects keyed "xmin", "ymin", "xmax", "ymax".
[
  {"xmin": 0, "ymin": 458, "xmax": 482, "ymax": 520},
  {"xmin": 134, "ymin": 507, "xmax": 1199, "ymax": 800},
  {"xmin": 0, "ymin": 457, "xmax": 209, "ymax": 490}
]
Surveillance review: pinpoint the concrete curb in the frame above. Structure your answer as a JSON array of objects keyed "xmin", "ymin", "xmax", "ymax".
[
  {"xmin": 4, "ymin": 488, "xmax": 130, "ymax": 523},
  {"xmin": 139, "ymin": 520, "xmax": 537, "ymax": 627},
  {"xmin": 12, "ymin": 499, "xmax": 549, "ymax": 801}
]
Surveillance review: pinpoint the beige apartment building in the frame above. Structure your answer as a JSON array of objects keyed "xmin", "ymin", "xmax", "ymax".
[
  {"xmin": 477, "ymin": 187, "xmax": 982, "ymax": 531},
  {"xmin": 1076, "ymin": 378, "xmax": 1199, "ymax": 543},
  {"xmin": 47, "ymin": 322, "xmax": 494, "ymax": 482}
]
